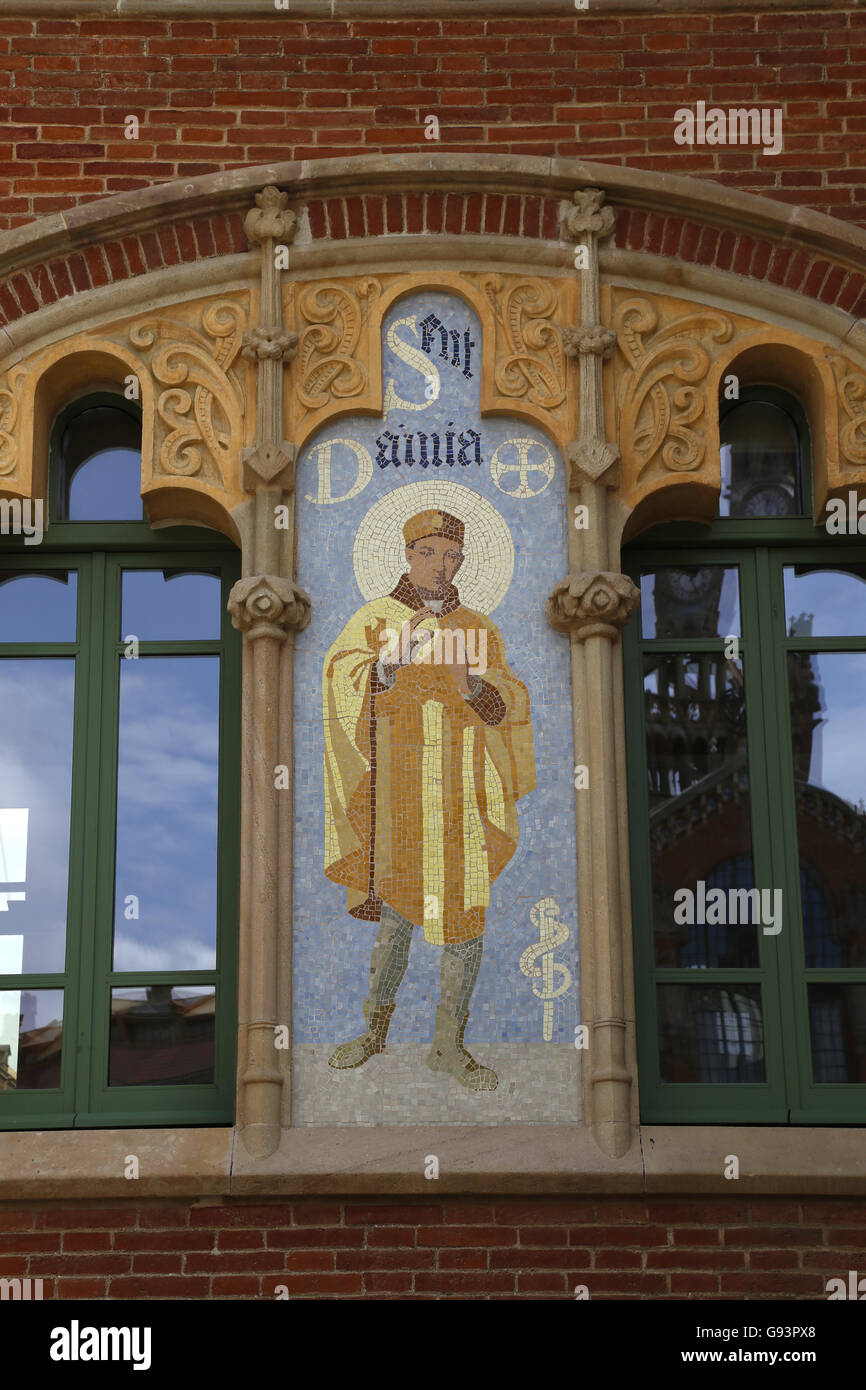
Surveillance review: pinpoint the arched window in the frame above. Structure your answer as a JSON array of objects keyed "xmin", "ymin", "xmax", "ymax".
[
  {"xmin": 0, "ymin": 393, "xmax": 240, "ymax": 1128},
  {"xmin": 624, "ymin": 382, "xmax": 866, "ymax": 1123},
  {"xmin": 55, "ymin": 395, "xmax": 144, "ymax": 522}
]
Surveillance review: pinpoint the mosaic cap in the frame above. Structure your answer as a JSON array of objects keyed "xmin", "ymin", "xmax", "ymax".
[{"xmin": 403, "ymin": 509, "xmax": 465, "ymax": 547}]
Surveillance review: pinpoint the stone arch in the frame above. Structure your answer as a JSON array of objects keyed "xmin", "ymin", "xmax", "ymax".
[{"xmin": 7, "ymin": 339, "xmax": 153, "ymax": 510}]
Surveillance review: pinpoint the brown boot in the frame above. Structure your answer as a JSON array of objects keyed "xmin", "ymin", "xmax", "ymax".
[
  {"xmin": 328, "ymin": 1001, "xmax": 395, "ymax": 1069},
  {"xmin": 426, "ymin": 1007, "xmax": 498, "ymax": 1091}
]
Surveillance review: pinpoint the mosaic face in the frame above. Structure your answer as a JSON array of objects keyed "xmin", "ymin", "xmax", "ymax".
[{"xmin": 293, "ymin": 292, "xmax": 580, "ymax": 1124}]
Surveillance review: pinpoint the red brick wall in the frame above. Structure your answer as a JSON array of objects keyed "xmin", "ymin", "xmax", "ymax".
[
  {"xmin": 1, "ymin": 1197, "xmax": 864, "ymax": 1299},
  {"xmin": 1, "ymin": 10, "xmax": 865, "ymax": 232}
]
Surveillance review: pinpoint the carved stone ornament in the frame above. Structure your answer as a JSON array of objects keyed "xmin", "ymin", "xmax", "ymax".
[
  {"xmin": 295, "ymin": 279, "xmax": 382, "ymax": 418},
  {"xmin": 614, "ymin": 295, "xmax": 734, "ymax": 480},
  {"xmin": 566, "ymin": 437, "xmax": 621, "ymax": 489},
  {"xmin": 473, "ymin": 273, "xmax": 566, "ymax": 412},
  {"xmin": 563, "ymin": 325, "xmax": 617, "ymax": 360},
  {"xmin": 546, "ymin": 570, "xmax": 640, "ymax": 638},
  {"xmin": 560, "ymin": 187, "xmax": 616, "ymax": 241},
  {"xmin": 129, "ymin": 299, "xmax": 247, "ymax": 486},
  {"xmin": 827, "ymin": 351, "xmax": 866, "ymax": 468},
  {"xmin": 242, "ymin": 441, "xmax": 297, "ymax": 489},
  {"xmin": 244, "ymin": 184, "xmax": 298, "ymax": 247},
  {"xmin": 228, "ymin": 574, "xmax": 312, "ymax": 639},
  {"xmin": 0, "ymin": 369, "xmax": 25, "ymax": 478},
  {"xmin": 241, "ymin": 327, "xmax": 299, "ymax": 362}
]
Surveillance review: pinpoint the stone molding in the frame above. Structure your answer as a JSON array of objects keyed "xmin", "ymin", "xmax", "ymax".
[{"xmin": 0, "ymin": 1124, "xmax": 865, "ymax": 1200}]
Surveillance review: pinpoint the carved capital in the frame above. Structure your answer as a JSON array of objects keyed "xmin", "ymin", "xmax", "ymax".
[
  {"xmin": 244, "ymin": 185, "xmax": 298, "ymax": 246},
  {"xmin": 241, "ymin": 327, "xmax": 298, "ymax": 362},
  {"xmin": 228, "ymin": 574, "xmax": 311, "ymax": 639},
  {"xmin": 563, "ymin": 325, "xmax": 617, "ymax": 360},
  {"xmin": 560, "ymin": 187, "xmax": 616, "ymax": 241},
  {"xmin": 546, "ymin": 570, "xmax": 639, "ymax": 638},
  {"xmin": 566, "ymin": 437, "xmax": 621, "ymax": 489}
]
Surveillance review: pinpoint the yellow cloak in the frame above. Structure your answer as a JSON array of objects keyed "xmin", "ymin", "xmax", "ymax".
[{"xmin": 322, "ymin": 587, "xmax": 536, "ymax": 944}]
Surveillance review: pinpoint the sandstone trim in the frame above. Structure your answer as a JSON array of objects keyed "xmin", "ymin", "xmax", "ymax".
[{"xmin": 0, "ymin": 1126, "xmax": 864, "ymax": 1199}]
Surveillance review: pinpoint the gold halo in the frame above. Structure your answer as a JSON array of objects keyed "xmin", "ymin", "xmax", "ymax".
[{"xmin": 352, "ymin": 481, "xmax": 514, "ymax": 613}]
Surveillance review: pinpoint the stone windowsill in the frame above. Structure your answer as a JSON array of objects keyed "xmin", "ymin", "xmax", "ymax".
[{"xmin": 0, "ymin": 1126, "xmax": 864, "ymax": 1199}]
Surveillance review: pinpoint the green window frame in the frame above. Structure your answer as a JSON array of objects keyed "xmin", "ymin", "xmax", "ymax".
[
  {"xmin": 0, "ymin": 394, "xmax": 241, "ymax": 1129},
  {"xmin": 624, "ymin": 386, "xmax": 866, "ymax": 1125}
]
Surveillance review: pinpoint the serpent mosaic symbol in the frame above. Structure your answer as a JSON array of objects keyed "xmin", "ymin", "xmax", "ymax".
[{"xmin": 520, "ymin": 897, "xmax": 572, "ymax": 1041}]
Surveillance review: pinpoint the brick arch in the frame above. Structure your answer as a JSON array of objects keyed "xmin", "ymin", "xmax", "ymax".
[{"xmin": 2, "ymin": 154, "xmax": 866, "ymax": 341}]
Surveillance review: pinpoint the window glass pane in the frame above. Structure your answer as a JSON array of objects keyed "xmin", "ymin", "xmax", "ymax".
[
  {"xmin": 808, "ymin": 984, "xmax": 866, "ymax": 1083},
  {"xmin": 640, "ymin": 566, "xmax": 740, "ymax": 639},
  {"xmin": 121, "ymin": 570, "xmax": 221, "ymax": 642},
  {"xmin": 784, "ymin": 565, "xmax": 866, "ymax": 638},
  {"xmin": 109, "ymin": 985, "xmax": 214, "ymax": 1086},
  {"xmin": 68, "ymin": 447, "xmax": 142, "ymax": 521},
  {"xmin": 0, "ymin": 572, "xmax": 77, "ymax": 643},
  {"xmin": 719, "ymin": 400, "xmax": 802, "ymax": 518},
  {"xmin": 0, "ymin": 988, "xmax": 63, "ymax": 1090},
  {"xmin": 657, "ymin": 984, "xmax": 765, "ymax": 1082},
  {"xmin": 0, "ymin": 659, "xmax": 74, "ymax": 973},
  {"xmin": 113, "ymin": 657, "xmax": 219, "ymax": 971},
  {"xmin": 645, "ymin": 653, "xmax": 758, "ymax": 967},
  {"xmin": 787, "ymin": 651, "xmax": 866, "ymax": 968},
  {"xmin": 59, "ymin": 405, "xmax": 143, "ymax": 521}
]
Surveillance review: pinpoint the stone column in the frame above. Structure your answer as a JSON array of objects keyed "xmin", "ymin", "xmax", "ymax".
[
  {"xmin": 552, "ymin": 189, "xmax": 640, "ymax": 1159},
  {"xmin": 230, "ymin": 186, "xmax": 310, "ymax": 1159},
  {"xmin": 228, "ymin": 576, "xmax": 310, "ymax": 1160}
]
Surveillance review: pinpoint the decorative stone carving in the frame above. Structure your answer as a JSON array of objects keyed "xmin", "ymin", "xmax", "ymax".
[
  {"xmin": 242, "ymin": 327, "xmax": 298, "ymax": 362},
  {"xmin": 228, "ymin": 574, "xmax": 312, "ymax": 639},
  {"xmin": 563, "ymin": 325, "xmax": 617, "ymax": 360},
  {"xmin": 294, "ymin": 279, "xmax": 383, "ymax": 419},
  {"xmin": 242, "ymin": 441, "xmax": 297, "ymax": 490},
  {"xmin": 473, "ymin": 273, "xmax": 566, "ymax": 412},
  {"xmin": 560, "ymin": 187, "xmax": 616, "ymax": 241},
  {"xmin": 129, "ymin": 299, "xmax": 247, "ymax": 486},
  {"xmin": 614, "ymin": 295, "xmax": 734, "ymax": 480},
  {"xmin": 566, "ymin": 437, "xmax": 620, "ymax": 489},
  {"xmin": 545, "ymin": 570, "xmax": 640, "ymax": 638},
  {"xmin": 244, "ymin": 184, "xmax": 298, "ymax": 248},
  {"xmin": 827, "ymin": 352, "xmax": 866, "ymax": 468},
  {"xmin": 0, "ymin": 374, "xmax": 23, "ymax": 478}
]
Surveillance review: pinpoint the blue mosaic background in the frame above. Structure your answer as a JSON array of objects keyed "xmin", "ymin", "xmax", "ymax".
[{"xmin": 293, "ymin": 292, "xmax": 579, "ymax": 1045}]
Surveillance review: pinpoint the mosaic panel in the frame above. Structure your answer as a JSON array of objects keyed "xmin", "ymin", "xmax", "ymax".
[{"xmin": 293, "ymin": 292, "xmax": 579, "ymax": 1124}]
